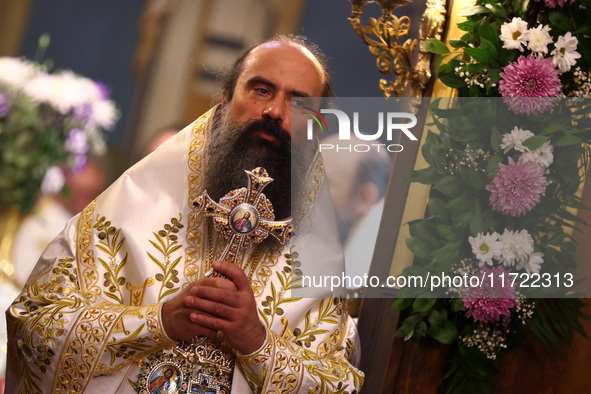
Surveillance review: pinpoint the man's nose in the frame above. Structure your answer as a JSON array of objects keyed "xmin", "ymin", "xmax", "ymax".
[{"xmin": 262, "ymin": 97, "xmax": 288, "ymax": 127}]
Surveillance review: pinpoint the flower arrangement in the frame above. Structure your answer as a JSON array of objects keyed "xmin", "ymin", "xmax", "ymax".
[
  {"xmin": 394, "ymin": 0, "xmax": 591, "ymax": 392},
  {"xmin": 0, "ymin": 38, "xmax": 118, "ymax": 214}
]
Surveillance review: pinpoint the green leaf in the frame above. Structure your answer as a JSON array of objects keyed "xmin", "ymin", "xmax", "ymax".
[
  {"xmin": 430, "ymin": 241, "xmax": 462, "ymax": 266},
  {"xmin": 465, "ymin": 47, "xmax": 493, "ymax": 63},
  {"xmin": 459, "ymin": 5, "xmax": 491, "ymax": 17},
  {"xmin": 451, "ymin": 298, "xmax": 465, "ymax": 312},
  {"xmin": 480, "ymin": 38, "xmax": 498, "ymax": 60},
  {"xmin": 486, "ymin": 155, "xmax": 502, "ymax": 179},
  {"xmin": 392, "ymin": 297, "xmax": 413, "ymax": 310},
  {"xmin": 406, "ymin": 167, "xmax": 439, "ymax": 184},
  {"xmin": 470, "ymin": 210, "xmax": 485, "ymax": 236},
  {"xmin": 448, "ymin": 39, "xmax": 468, "ymax": 49},
  {"xmin": 541, "ymin": 123, "xmax": 565, "ymax": 136},
  {"xmin": 423, "ymin": 39, "xmax": 450, "ymax": 54},
  {"xmin": 458, "ymin": 345, "xmax": 499, "ymax": 378},
  {"xmin": 408, "ymin": 219, "xmax": 437, "ymax": 239},
  {"xmin": 439, "ymin": 73, "xmax": 467, "ymax": 89},
  {"xmin": 394, "ymin": 314, "xmax": 425, "ymax": 338},
  {"xmin": 478, "ymin": 22, "xmax": 499, "ymax": 45},
  {"xmin": 433, "ymin": 176, "xmax": 460, "ymax": 196},
  {"xmin": 428, "ymin": 321, "xmax": 458, "ymax": 344},
  {"xmin": 406, "ymin": 237, "xmax": 431, "ymax": 260},
  {"xmin": 489, "ymin": 3, "xmax": 507, "ymax": 18},
  {"xmin": 457, "ymin": 20, "xmax": 475, "ymax": 32},
  {"xmin": 428, "ymin": 309, "xmax": 447, "ymax": 326},
  {"xmin": 490, "ymin": 126, "xmax": 503, "ymax": 153},
  {"xmin": 427, "ymin": 198, "xmax": 448, "ymax": 218},
  {"xmin": 548, "ymin": 11, "xmax": 575, "ymax": 31},
  {"xmin": 412, "ymin": 298, "xmax": 437, "ymax": 313},
  {"xmin": 435, "ymin": 224, "xmax": 454, "ymax": 240},
  {"xmin": 555, "ymin": 134, "xmax": 583, "ymax": 146},
  {"xmin": 488, "ymin": 68, "xmax": 501, "ymax": 84},
  {"xmin": 522, "ymin": 135, "xmax": 548, "ymax": 151}
]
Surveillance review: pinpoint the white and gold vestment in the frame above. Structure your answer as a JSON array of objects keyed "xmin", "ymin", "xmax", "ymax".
[{"xmin": 5, "ymin": 107, "xmax": 364, "ymax": 393}]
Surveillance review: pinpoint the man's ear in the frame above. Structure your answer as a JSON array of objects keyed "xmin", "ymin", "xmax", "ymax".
[
  {"xmin": 353, "ymin": 182, "xmax": 379, "ymax": 218},
  {"xmin": 222, "ymin": 89, "xmax": 228, "ymax": 105}
]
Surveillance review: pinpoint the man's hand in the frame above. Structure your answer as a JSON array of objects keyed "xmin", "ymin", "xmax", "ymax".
[
  {"xmin": 189, "ymin": 261, "xmax": 266, "ymax": 355},
  {"xmin": 161, "ymin": 275, "xmax": 237, "ymax": 342}
]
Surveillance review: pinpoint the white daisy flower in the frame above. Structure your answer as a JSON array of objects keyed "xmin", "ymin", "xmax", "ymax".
[
  {"xmin": 24, "ymin": 71, "xmax": 99, "ymax": 114},
  {"xmin": 525, "ymin": 24, "xmax": 553, "ymax": 54},
  {"xmin": 469, "ymin": 232, "xmax": 502, "ymax": 266},
  {"xmin": 90, "ymin": 99, "xmax": 119, "ymax": 130},
  {"xmin": 521, "ymin": 141, "xmax": 554, "ymax": 168},
  {"xmin": 516, "ymin": 252, "xmax": 544, "ymax": 274},
  {"xmin": 500, "ymin": 126, "xmax": 534, "ymax": 153},
  {"xmin": 500, "ymin": 17, "xmax": 529, "ymax": 52},
  {"xmin": 551, "ymin": 32, "xmax": 581, "ymax": 73},
  {"xmin": 0, "ymin": 57, "xmax": 40, "ymax": 90},
  {"xmin": 500, "ymin": 229, "xmax": 534, "ymax": 267}
]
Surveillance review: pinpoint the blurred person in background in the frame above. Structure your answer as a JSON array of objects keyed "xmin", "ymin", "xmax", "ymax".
[{"xmin": 321, "ymin": 133, "xmax": 391, "ymax": 288}]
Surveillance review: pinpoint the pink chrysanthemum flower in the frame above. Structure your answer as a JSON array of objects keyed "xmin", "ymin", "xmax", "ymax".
[
  {"xmin": 534, "ymin": 0, "xmax": 575, "ymax": 8},
  {"xmin": 463, "ymin": 266, "xmax": 516, "ymax": 324},
  {"xmin": 499, "ymin": 55, "xmax": 562, "ymax": 115},
  {"xmin": 486, "ymin": 157, "xmax": 547, "ymax": 217}
]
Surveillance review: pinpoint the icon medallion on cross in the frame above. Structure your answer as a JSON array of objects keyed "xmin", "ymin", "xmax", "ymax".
[{"xmin": 193, "ymin": 167, "xmax": 293, "ymax": 277}]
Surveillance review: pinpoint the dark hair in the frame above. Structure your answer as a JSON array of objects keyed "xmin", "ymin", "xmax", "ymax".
[{"xmin": 220, "ymin": 34, "xmax": 335, "ymax": 104}]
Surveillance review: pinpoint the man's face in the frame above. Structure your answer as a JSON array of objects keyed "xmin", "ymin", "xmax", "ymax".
[
  {"xmin": 206, "ymin": 42, "xmax": 325, "ymax": 221},
  {"xmin": 223, "ymin": 42, "xmax": 324, "ymax": 145}
]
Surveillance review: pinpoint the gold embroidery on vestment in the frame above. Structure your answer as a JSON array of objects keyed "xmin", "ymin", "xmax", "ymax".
[
  {"xmin": 185, "ymin": 108, "xmax": 214, "ymax": 282},
  {"xmin": 78, "ymin": 199, "xmax": 99, "ymax": 300},
  {"xmin": 126, "ymin": 278, "xmax": 155, "ymax": 306}
]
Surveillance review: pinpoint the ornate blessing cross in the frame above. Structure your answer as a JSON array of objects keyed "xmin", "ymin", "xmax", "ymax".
[{"xmin": 193, "ymin": 167, "xmax": 293, "ymax": 276}]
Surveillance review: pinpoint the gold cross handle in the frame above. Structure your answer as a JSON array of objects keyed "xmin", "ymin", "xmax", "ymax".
[{"xmin": 193, "ymin": 167, "xmax": 293, "ymax": 277}]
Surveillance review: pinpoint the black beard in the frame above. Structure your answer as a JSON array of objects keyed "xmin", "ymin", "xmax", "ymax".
[{"xmin": 205, "ymin": 106, "xmax": 292, "ymax": 220}]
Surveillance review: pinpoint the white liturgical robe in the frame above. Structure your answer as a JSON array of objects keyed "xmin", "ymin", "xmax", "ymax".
[{"xmin": 5, "ymin": 107, "xmax": 364, "ymax": 393}]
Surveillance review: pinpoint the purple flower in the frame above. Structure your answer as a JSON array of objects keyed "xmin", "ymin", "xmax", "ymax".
[
  {"xmin": 72, "ymin": 154, "xmax": 87, "ymax": 172},
  {"xmin": 95, "ymin": 80, "xmax": 110, "ymax": 100},
  {"xmin": 65, "ymin": 128, "xmax": 89, "ymax": 155},
  {"xmin": 463, "ymin": 266, "xmax": 516, "ymax": 324},
  {"xmin": 41, "ymin": 166, "xmax": 65, "ymax": 195},
  {"xmin": 499, "ymin": 55, "xmax": 561, "ymax": 115},
  {"xmin": 486, "ymin": 157, "xmax": 547, "ymax": 217},
  {"xmin": 534, "ymin": 0, "xmax": 575, "ymax": 8},
  {"xmin": 0, "ymin": 93, "xmax": 10, "ymax": 117},
  {"xmin": 72, "ymin": 103, "xmax": 93, "ymax": 123}
]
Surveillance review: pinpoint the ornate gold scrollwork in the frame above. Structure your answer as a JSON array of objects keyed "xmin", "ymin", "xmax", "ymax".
[{"xmin": 349, "ymin": 0, "xmax": 447, "ymax": 102}]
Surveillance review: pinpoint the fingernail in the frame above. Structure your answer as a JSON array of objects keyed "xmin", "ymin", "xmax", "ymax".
[{"xmin": 213, "ymin": 261, "xmax": 220, "ymax": 269}]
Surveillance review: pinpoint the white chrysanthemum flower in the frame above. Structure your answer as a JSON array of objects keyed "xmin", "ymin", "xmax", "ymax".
[
  {"xmin": 469, "ymin": 232, "xmax": 502, "ymax": 266},
  {"xmin": 90, "ymin": 99, "xmax": 119, "ymax": 130},
  {"xmin": 41, "ymin": 166, "xmax": 65, "ymax": 195},
  {"xmin": 24, "ymin": 71, "xmax": 99, "ymax": 114},
  {"xmin": 500, "ymin": 126, "xmax": 534, "ymax": 153},
  {"xmin": 551, "ymin": 32, "xmax": 581, "ymax": 73},
  {"xmin": 0, "ymin": 57, "xmax": 40, "ymax": 90},
  {"xmin": 521, "ymin": 141, "xmax": 554, "ymax": 168},
  {"xmin": 85, "ymin": 127, "xmax": 108, "ymax": 155},
  {"xmin": 500, "ymin": 229, "xmax": 534, "ymax": 267},
  {"xmin": 516, "ymin": 252, "xmax": 544, "ymax": 274},
  {"xmin": 525, "ymin": 25, "xmax": 553, "ymax": 54},
  {"xmin": 500, "ymin": 17, "xmax": 529, "ymax": 52}
]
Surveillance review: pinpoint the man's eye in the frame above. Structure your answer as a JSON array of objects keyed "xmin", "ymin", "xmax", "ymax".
[
  {"xmin": 255, "ymin": 87, "xmax": 269, "ymax": 95},
  {"xmin": 292, "ymin": 99, "xmax": 305, "ymax": 108}
]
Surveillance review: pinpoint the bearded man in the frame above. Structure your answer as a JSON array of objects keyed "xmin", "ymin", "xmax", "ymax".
[{"xmin": 5, "ymin": 35, "xmax": 364, "ymax": 393}]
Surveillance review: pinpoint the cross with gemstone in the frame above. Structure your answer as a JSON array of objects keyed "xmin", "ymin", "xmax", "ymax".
[{"xmin": 193, "ymin": 167, "xmax": 293, "ymax": 276}]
